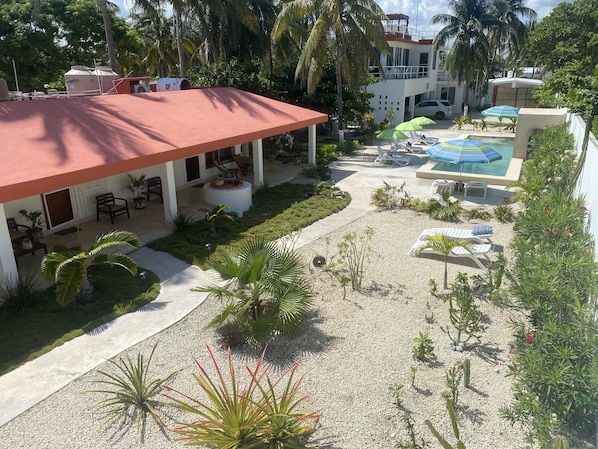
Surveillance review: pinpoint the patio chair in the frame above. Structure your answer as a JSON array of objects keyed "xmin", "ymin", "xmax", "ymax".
[
  {"xmin": 417, "ymin": 226, "xmax": 494, "ymax": 244},
  {"xmin": 96, "ymin": 193, "xmax": 130, "ymax": 224},
  {"xmin": 7, "ymin": 218, "xmax": 30, "ymax": 243},
  {"xmin": 403, "ymin": 142, "xmax": 425, "ymax": 153},
  {"xmin": 232, "ymin": 154, "xmax": 253, "ymax": 175},
  {"xmin": 374, "ymin": 146, "xmax": 410, "ymax": 166},
  {"xmin": 213, "ymin": 160, "xmax": 239, "ymax": 179},
  {"xmin": 464, "ymin": 181, "xmax": 488, "ymax": 199},
  {"xmin": 408, "ymin": 239, "xmax": 493, "ymax": 270},
  {"xmin": 146, "ymin": 176, "xmax": 163, "ymax": 203}
]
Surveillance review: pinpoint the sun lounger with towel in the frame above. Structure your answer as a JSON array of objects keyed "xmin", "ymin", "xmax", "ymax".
[
  {"xmin": 408, "ymin": 239, "xmax": 493, "ymax": 269},
  {"xmin": 418, "ymin": 226, "xmax": 494, "ymax": 243}
]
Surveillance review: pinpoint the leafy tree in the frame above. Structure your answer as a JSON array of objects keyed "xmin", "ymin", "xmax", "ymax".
[
  {"xmin": 272, "ymin": 0, "xmax": 388, "ymax": 142},
  {"xmin": 41, "ymin": 231, "xmax": 140, "ymax": 306},
  {"xmin": 195, "ymin": 237, "xmax": 313, "ymax": 345}
]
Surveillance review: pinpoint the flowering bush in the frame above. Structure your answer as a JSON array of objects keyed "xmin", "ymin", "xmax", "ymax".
[{"xmin": 275, "ymin": 132, "xmax": 294, "ymax": 153}]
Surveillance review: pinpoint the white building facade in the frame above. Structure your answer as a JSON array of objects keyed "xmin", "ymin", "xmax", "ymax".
[{"xmin": 367, "ymin": 14, "xmax": 465, "ymax": 125}]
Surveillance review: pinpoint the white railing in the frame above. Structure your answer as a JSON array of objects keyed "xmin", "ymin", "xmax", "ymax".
[{"xmin": 371, "ymin": 65, "xmax": 429, "ymax": 80}]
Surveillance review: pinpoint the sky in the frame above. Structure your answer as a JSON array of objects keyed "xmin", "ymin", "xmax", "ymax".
[{"xmin": 114, "ymin": 0, "xmax": 570, "ymax": 36}]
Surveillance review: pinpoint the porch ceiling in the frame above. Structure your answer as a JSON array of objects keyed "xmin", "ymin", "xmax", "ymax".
[{"xmin": 0, "ymin": 87, "xmax": 328, "ymax": 203}]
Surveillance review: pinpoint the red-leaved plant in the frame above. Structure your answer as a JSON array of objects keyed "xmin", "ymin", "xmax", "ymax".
[{"xmin": 165, "ymin": 345, "xmax": 319, "ymax": 448}]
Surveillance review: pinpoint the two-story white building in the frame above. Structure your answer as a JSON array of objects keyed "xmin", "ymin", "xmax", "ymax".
[{"xmin": 367, "ymin": 14, "xmax": 465, "ymax": 125}]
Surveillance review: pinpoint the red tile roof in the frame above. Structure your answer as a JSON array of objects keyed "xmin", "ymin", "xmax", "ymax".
[{"xmin": 0, "ymin": 87, "xmax": 328, "ymax": 202}]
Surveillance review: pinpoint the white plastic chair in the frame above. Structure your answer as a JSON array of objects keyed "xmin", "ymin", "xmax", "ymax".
[{"xmin": 464, "ymin": 181, "xmax": 488, "ymax": 199}]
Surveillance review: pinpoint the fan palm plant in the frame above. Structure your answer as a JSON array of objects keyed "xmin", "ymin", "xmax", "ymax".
[
  {"xmin": 41, "ymin": 231, "xmax": 140, "ymax": 306},
  {"xmin": 417, "ymin": 235, "xmax": 471, "ymax": 289},
  {"xmin": 195, "ymin": 237, "xmax": 314, "ymax": 345}
]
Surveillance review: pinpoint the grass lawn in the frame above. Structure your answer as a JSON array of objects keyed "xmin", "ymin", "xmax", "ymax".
[
  {"xmin": 0, "ymin": 266, "xmax": 160, "ymax": 376},
  {"xmin": 149, "ymin": 182, "xmax": 351, "ymax": 267},
  {"xmin": 0, "ymin": 182, "xmax": 349, "ymax": 376}
]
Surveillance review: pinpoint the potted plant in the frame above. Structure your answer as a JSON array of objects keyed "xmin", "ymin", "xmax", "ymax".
[
  {"xmin": 18, "ymin": 209, "xmax": 45, "ymax": 243},
  {"xmin": 127, "ymin": 174, "xmax": 147, "ymax": 209},
  {"xmin": 275, "ymin": 132, "xmax": 294, "ymax": 164}
]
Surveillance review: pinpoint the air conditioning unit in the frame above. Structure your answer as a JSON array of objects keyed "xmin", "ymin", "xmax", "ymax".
[{"xmin": 132, "ymin": 84, "xmax": 151, "ymax": 93}]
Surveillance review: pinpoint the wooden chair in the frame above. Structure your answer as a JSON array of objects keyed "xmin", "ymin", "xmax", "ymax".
[
  {"xmin": 7, "ymin": 218, "xmax": 30, "ymax": 243},
  {"xmin": 232, "ymin": 154, "xmax": 253, "ymax": 175},
  {"xmin": 96, "ymin": 193, "xmax": 130, "ymax": 224},
  {"xmin": 146, "ymin": 176, "xmax": 163, "ymax": 203}
]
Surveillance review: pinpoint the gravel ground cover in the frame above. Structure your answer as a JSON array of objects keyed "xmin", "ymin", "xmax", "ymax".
[{"xmin": 0, "ymin": 209, "xmax": 528, "ymax": 449}]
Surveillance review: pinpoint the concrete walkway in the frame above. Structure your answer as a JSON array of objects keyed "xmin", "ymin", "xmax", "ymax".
[{"xmin": 0, "ymin": 129, "xmax": 511, "ymax": 426}]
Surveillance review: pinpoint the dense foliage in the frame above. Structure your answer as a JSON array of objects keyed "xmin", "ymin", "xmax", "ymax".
[{"xmin": 501, "ymin": 125, "xmax": 598, "ymax": 447}]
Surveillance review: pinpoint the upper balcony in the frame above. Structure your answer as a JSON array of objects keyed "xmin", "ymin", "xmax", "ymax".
[{"xmin": 371, "ymin": 65, "xmax": 429, "ymax": 80}]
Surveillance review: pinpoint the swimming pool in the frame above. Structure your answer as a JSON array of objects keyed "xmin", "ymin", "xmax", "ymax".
[
  {"xmin": 430, "ymin": 137, "xmax": 513, "ymax": 177},
  {"xmin": 415, "ymin": 134, "xmax": 522, "ymax": 186}
]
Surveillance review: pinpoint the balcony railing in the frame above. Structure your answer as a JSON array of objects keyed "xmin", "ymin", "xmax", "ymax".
[{"xmin": 371, "ymin": 65, "xmax": 429, "ymax": 80}]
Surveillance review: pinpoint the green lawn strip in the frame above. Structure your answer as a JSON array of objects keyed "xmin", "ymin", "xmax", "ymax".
[
  {"xmin": 149, "ymin": 183, "xmax": 351, "ymax": 268},
  {"xmin": 0, "ymin": 265, "xmax": 159, "ymax": 376}
]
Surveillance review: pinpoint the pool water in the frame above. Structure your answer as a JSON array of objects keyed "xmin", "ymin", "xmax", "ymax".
[{"xmin": 431, "ymin": 137, "xmax": 513, "ymax": 177}]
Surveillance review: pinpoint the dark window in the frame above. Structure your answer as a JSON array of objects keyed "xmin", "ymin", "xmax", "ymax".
[{"xmin": 205, "ymin": 147, "xmax": 234, "ymax": 167}]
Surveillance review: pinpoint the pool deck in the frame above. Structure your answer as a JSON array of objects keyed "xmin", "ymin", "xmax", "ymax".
[{"xmin": 415, "ymin": 132, "xmax": 523, "ymax": 186}]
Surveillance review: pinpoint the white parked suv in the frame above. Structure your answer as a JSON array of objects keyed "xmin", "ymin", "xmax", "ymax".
[{"xmin": 414, "ymin": 99, "xmax": 453, "ymax": 119}]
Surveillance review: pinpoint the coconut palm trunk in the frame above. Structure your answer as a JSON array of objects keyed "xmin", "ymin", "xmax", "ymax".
[{"xmin": 98, "ymin": 0, "xmax": 118, "ymax": 73}]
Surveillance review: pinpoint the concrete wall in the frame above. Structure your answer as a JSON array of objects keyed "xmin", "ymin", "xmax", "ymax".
[
  {"xmin": 569, "ymin": 113, "xmax": 598, "ymax": 246},
  {"xmin": 514, "ymin": 108, "xmax": 568, "ymax": 158}
]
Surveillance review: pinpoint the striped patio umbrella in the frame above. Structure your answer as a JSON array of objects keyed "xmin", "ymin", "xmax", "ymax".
[
  {"xmin": 426, "ymin": 139, "xmax": 502, "ymax": 185},
  {"xmin": 481, "ymin": 105, "xmax": 519, "ymax": 119}
]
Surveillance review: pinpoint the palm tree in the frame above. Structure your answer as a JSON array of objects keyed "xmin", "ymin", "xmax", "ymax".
[
  {"xmin": 97, "ymin": 0, "xmax": 119, "ymax": 73},
  {"xmin": 131, "ymin": 10, "xmax": 179, "ymax": 77},
  {"xmin": 195, "ymin": 237, "xmax": 314, "ymax": 345},
  {"xmin": 41, "ymin": 231, "xmax": 140, "ymax": 306},
  {"xmin": 272, "ymin": 0, "xmax": 388, "ymax": 143},
  {"xmin": 488, "ymin": 0, "xmax": 536, "ymax": 71},
  {"xmin": 432, "ymin": 0, "xmax": 500, "ymax": 108},
  {"xmin": 417, "ymin": 235, "xmax": 471, "ymax": 289}
]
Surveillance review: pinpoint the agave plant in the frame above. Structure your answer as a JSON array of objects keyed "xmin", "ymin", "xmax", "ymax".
[
  {"xmin": 90, "ymin": 343, "xmax": 176, "ymax": 430},
  {"xmin": 41, "ymin": 231, "xmax": 140, "ymax": 306}
]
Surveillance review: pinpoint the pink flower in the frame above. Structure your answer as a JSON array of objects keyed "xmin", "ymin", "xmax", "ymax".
[
  {"xmin": 544, "ymin": 207, "xmax": 552, "ymax": 214},
  {"xmin": 526, "ymin": 333, "xmax": 535, "ymax": 344},
  {"xmin": 563, "ymin": 227, "xmax": 572, "ymax": 238},
  {"xmin": 580, "ymin": 206, "xmax": 587, "ymax": 211}
]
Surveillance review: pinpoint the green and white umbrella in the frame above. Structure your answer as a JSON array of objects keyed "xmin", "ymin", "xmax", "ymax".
[
  {"xmin": 376, "ymin": 129, "xmax": 409, "ymax": 141},
  {"xmin": 395, "ymin": 121, "xmax": 423, "ymax": 132},
  {"xmin": 409, "ymin": 116, "xmax": 436, "ymax": 126}
]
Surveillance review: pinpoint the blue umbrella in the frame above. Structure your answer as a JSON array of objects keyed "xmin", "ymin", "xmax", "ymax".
[
  {"xmin": 482, "ymin": 105, "xmax": 519, "ymax": 132},
  {"xmin": 481, "ymin": 105, "xmax": 519, "ymax": 119},
  {"xmin": 426, "ymin": 139, "xmax": 502, "ymax": 186}
]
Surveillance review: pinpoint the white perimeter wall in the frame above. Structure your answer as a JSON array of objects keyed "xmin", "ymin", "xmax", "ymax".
[{"xmin": 569, "ymin": 113, "xmax": 598, "ymax": 249}]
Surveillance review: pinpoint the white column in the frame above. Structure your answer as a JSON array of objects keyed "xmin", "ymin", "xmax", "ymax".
[
  {"xmin": 234, "ymin": 144, "xmax": 242, "ymax": 155},
  {"xmin": 252, "ymin": 139, "xmax": 264, "ymax": 187},
  {"xmin": 308, "ymin": 125, "xmax": 317, "ymax": 165},
  {"xmin": 160, "ymin": 161, "xmax": 178, "ymax": 221},
  {"xmin": 0, "ymin": 205, "xmax": 18, "ymax": 283}
]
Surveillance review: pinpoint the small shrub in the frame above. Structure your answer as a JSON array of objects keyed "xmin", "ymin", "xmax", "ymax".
[
  {"xmin": 90, "ymin": 343, "xmax": 176, "ymax": 430},
  {"xmin": 453, "ymin": 115, "xmax": 471, "ymax": 130},
  {"xmin": 173, "ymin": 209, "xmax": 196, "ymax": 232},
  {"xmin": 494, "ymin": 204, "xmax": 515, "ymax": 222},
  {"xmin": 440, "ymin": 273, "xmax": 483, "ymax": 349},
  {"xmin": 425, "ymin": 191, "xmax": 464, "ymax": 222},
  {"xmin": 317, "ymin": 144, "xmax": 339, "ymax": 165},
  {"xmin": 410, "ymin": 366, "xmax": 419, "ymax": 386},
  {"xmin": 464, "ymin": 207, "xmax": 492, "ymax": 221},
  {"xmin": 371, "ymin": 181, "xmax": 410, "ymax": 210},
  {"xmin": 396, "ymin": 412, "xmax": 431, "ymax": 449},
  {"xmin": 335, "ymin": 226, "xmax": 376, "ymax": 291},
  {"xmin": 425, "ymin": 397, "xmax": 466, "ymax": 448},
  {"xmin": 0, "ymin": 272, "xmax": 40, "ymax": 316},
  {"xmin": 389, "ymin": 384, "xmax": 405, "ymax": 408},
  {"xmin": 166, "ymin": 346, "xmax": 318, "ymax": 448},
  {"xmin": 443, "ymin": 361, "xmax": 463, "ymax": 405},
  {"xmin": 339, "ymin": 139, "xmax": 362, "ymax": 155},
  {"xmin": 407, "ymin": 197, "xmax": 428, "ymax": 213},
  {"xmin": 412, "ymin": 332, "xmax": 436, "ymax": 361}
]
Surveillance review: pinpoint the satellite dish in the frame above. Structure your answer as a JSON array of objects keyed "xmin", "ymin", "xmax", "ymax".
[{"xmin": 312, "ymin": 256, "xmax": 326, "ymax": 268}]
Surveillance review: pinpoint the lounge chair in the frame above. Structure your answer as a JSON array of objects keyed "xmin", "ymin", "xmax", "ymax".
[
  {"xmin": 417, "ymin": 226, "xmax": 494, "ymax": 244},
  {"xmin": 464, "ymin": 181, "xmax": 488, "ymax": 199},
  {"xmin": 374, "ymin": 146, "xmax": 410, "ymax": 166},
  {"xmin": 408, "ymin": 239, "xmax": 493, "ymax": 270},
  {"xmin": 403, "ymin": 142, "xmax": 425, "ymax": 153},
  {"xmin": 409, "ymin": 131, "xmax": 439, "ymax": 145},
  {"xmin": 232, "ymin": 154, "xmax": 253, "ymax": 175},
  {"xmin": 213, "ymin": 160, "xmax": 239, "ymax": 179}
]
